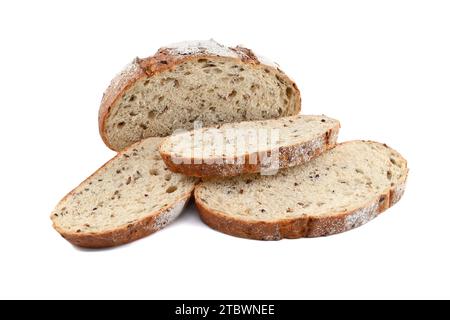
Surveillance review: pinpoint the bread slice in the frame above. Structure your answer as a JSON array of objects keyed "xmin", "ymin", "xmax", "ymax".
[
  {"xmin": 194, "ymin": 141, "xmax": 408, "ymax": 240},
  {"xmin": 160, "ymin": 115, "xmax": 340, "ymax": 177},
  {"xmin": 51, "ymin": 138, "xmax": 197, "ymax": 248},
  {"xmin": 99, "ymin": 40, "xmax": 301, "ymax": 151}
]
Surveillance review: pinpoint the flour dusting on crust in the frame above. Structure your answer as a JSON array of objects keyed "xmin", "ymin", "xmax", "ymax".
[
  {"xmin": 163, "ymin": 39, "xmax": 239, "ymax": 58},
  {"xmin": 152, "ymin": 199, "xmax": 187, "ymax": 231},
  {"xmin": 344, "ymin": 200, "xmax": 379, "ymax": 230},
  {"xmin": 392, "ymin": 182, "xmax": 406, "ymax": 205},
  {"xmin": 101, "ymin": 58, "xmax": 141, "ymax": 104},
  {"xmin": 254, "ymin": 53, "xmax": 280, "ymax": 69}
]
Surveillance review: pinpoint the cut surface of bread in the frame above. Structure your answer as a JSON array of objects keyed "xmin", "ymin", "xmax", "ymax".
[
  {"xmin": 195, "ymin": 141, "xmax": 408, "ymax": 240},
  {"xmin": 99, "ymin": 40, "xmax": 301, "ymax": 151},
  {"xmin": 160, "ymin": 115, "xmax": 340, "ymax": 177},
  {"xmin": 51, "ymin": 138, "xmax": 197, "ymax": 248}
]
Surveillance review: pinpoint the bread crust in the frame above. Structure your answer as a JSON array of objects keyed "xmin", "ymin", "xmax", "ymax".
[
  {"xmin": 98, "ymin": 58, "xmax": 147, "ymax": 150},
  {"xmin": 194, "ymin": 141, "xmax": 408, "ymax": 240},
  {"xmin": 53, "ymin": 196, "xmax": 191, "ymax": 248},
  {"xmin": 98, "ymin": 41, "xmax": 301, "ymax": 151},
  {"xmin": 50, "ymin": 139, "xmax": 196, "ymax": 249},
  {"xmin": 159, "ymin": 122, "xmax": 340, "ymax": 177}
]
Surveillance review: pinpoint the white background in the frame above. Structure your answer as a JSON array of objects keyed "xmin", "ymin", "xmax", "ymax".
[{"xmin": 0, "ymin": 0, "xmax": 449, "ymax": 299}]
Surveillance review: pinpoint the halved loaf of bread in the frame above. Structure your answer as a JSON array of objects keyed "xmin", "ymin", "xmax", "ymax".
[
  {"xmin": 159, "ymin": 115, "xmax": 340, "ymax": 177},
  {"xmin": 99, "ymin": 40, "xmax": 301, "ymax": 151},
  {"xmin": 51, "ymin": 138, "xmax": 197, "ymax": 248},
  {"xmin": 194, "ymin": 141, "xmax": 408, "ymax": 240}
]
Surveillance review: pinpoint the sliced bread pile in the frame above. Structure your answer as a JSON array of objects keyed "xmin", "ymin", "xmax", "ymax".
[
  {"xmin": 52, "ymin": 40, "xmax": 301, "ymax": 247},
  {"xmin": 159, "ymin": 118, "xmax": 408, "ymax": 240},
  {"xmin": 51, "ymin": 40, "xmax": 407, "ymax": 248}
]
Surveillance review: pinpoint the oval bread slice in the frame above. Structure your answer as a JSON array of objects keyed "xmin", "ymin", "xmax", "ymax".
[
  {"xmin": 160, "ymin": 115, "xmax": 340, "ymax": 177},
  {"xmin": 51, "ymin": 138, "xmax": 197, "ymax": 248},
  {"xmin": 194, "ymin": 141, "xmax": 408, "ymax": 240},
  {"xmin": 99, "ymin": 40, "xmax": 301, "ymax": 151}
]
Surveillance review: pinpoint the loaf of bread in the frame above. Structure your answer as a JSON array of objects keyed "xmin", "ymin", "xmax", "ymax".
[
  {"xmin": 51, "ymin": 39, "xmax": 409, "ymax": 247},
  {"xmin": 159, "ymin": 115, "xmax": 340, "ymax": 177},
  {"xmin": 99, "ymin": 40, "xmax": 301, "ymax": 151},
  {"xmin": 194, "ymin": 141, "xmax": 408, "ymax": 240},
  {"xmin": 51, "ymin": 137, "xmax": 197, "ymax": 248}
]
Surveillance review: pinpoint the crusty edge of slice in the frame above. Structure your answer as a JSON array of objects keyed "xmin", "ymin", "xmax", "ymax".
[
  {"xmin": 52, "ymin": 194, "xmax": 192, "ymax": 249},
  {"xmin": 98, "ymin": 44, "xmax": 301, "ymax": 151},
  {"xmin": 160, "ymin": 121, "xmax": 340, "ymax": 177},
  {"xmin": 194, "ymin": 141, "xmax": 408, "ymax": 240},
  {"xmin": 50, "ymin": 140, "xmax": 196, "ymax": 249},
  {"xmin": 98, "ymin": 58, "xmax": 148, "ymax": 151}
]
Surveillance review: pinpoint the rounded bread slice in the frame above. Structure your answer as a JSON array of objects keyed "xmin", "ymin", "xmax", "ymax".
[
  {"xmin": 51, "ymin": 137, "xmax": 197, "ymax": 248},
  {"xmin": 194, "ymin": 141, "xmax": 408, "ymax": 240}
]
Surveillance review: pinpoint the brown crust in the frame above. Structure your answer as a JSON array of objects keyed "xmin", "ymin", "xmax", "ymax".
[
  {"xmin": 50, "ymin": 139, "xmax": 196, "ymax": 249},
  {"xmin": 98, "ymin": 42, "xmax": 301, "ymax": 151},
  {"xmin": 194, "ymin": 141, "xmax": 408, "ymax": 240},
  {"xmin": 98, "ymin": 58, "xmax": 147, "ymax": 150},
  {"xmin": 231, "ymin": 46, "xmax": 260, "ymax": 63},
  {"xmin": 53, "ymin": 195, "xmax": 191, "ymax": 248},
  {"xmin": 159, "ymin": 122, "xmax": 340, "ymax": 177}
]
